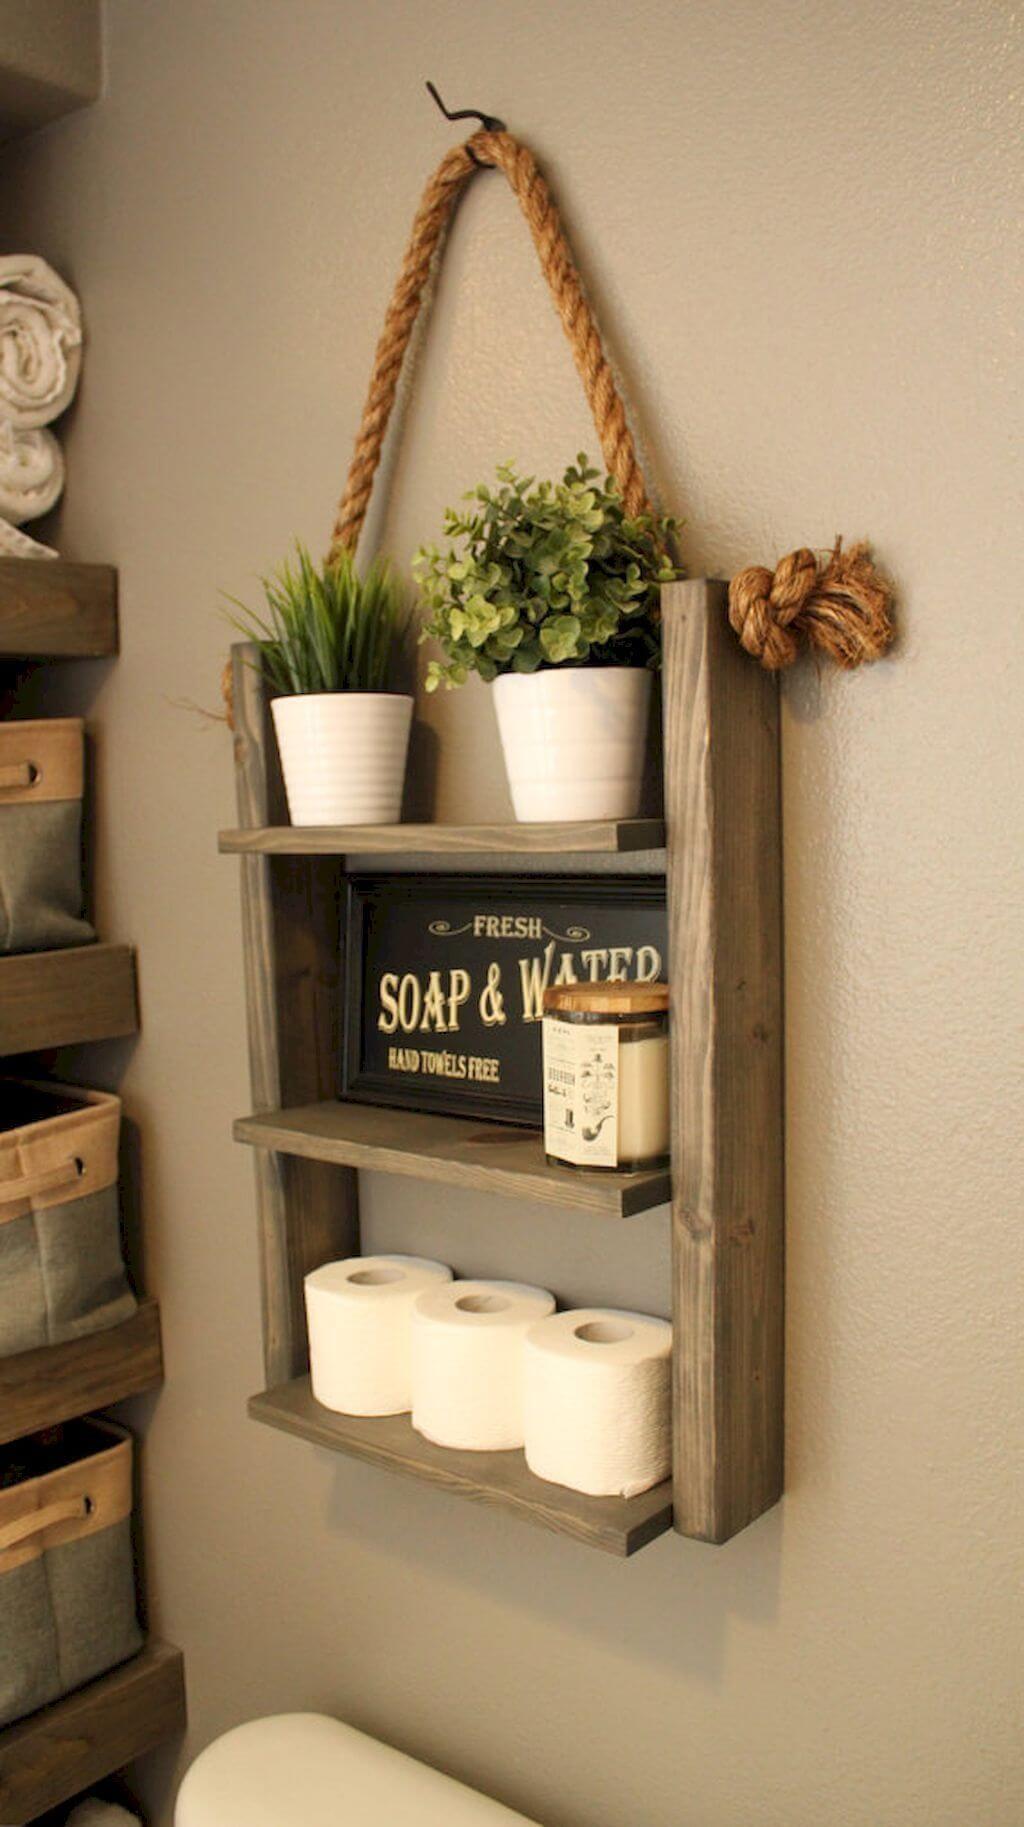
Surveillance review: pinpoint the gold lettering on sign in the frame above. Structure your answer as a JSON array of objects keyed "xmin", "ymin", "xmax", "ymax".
[
  {"xmin": 387, "ymin": 1045, "xmax": 501, "ymax": 1084},
  {"xmin": 378, "ymin": 970, "xmax": 474, "ymax": 1034},
  {"xmin": 378, "ymin": 946, "xmax": 664, "ymax": 1032},
  {"xmin": 515, "ymin": 942, "xmax": 664, "ymax": 1021},
  {"xmin": 472, "ymin": 915, "xmax": 544, "ymax": 940}
]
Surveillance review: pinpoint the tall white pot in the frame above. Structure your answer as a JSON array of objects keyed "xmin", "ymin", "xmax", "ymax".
[
  {"xmin": 271, "ymin": 692, "xmax": 413, "ymax": 826},
  {"xmin": 492, "ymin": 667, "xmax": 653, "ymax": 822}
]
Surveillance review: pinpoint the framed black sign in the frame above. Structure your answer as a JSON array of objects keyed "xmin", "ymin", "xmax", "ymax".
[{"xmin": 341, "ymin": 874, "xmax": 668, "ymax": 1126}]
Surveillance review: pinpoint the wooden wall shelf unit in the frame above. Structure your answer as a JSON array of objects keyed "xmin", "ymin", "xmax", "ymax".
[
  {"xmin": 224, "ymin": 578, "xmax": 784, "ymax": 1549},
  {"xmin": 0, "ymin": 557, "xmax": 118, "ymax": 659},
  {"xmin": 0, "ymin": 1641, "xmax": 186, "ymax": 1825},
  {"xmin": 0, "ymin": 1299, "xmax": 163, "ymax": 1447},
  {"xmin": 0, "ymin": 557, "xmax": 185, "ymax": 1809},
  {"xmin": 0, "ymin": 942, "xmax": 138, "ymax": 1055}
]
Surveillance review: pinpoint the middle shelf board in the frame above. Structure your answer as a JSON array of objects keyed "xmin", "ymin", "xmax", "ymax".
[
  {"xmin": 0, "ymin": 1298, "xmax": 164, "ymax": 1446},
  {"xmin": 251, "ymin": 1377, "xmax": 673, "ymax": 1556},
  {"xmin": 0, "ymin": 942, "xmax": 138, "ymax": 1055},
  {"xmin": 218, "ymin": 817, "xmax": 666, "ymax": 857},
  {"xmin": 235, "ymin": 1101, "xmax": 672, "ymax": 1218}
]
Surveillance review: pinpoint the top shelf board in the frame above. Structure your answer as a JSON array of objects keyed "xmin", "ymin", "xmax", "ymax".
[
  {"xmin": 218, "ymin": 818, "xmax": 665, "ymax": 857},
  {"xmin": 0, "ymin": 558, "xmax": 118, "ymax": 658}
]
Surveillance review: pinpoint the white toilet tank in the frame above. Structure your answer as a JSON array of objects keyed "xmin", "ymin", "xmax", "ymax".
[{"xmin": 175, "ymin": 1712, "xmax": 539, "ymax": 1826}]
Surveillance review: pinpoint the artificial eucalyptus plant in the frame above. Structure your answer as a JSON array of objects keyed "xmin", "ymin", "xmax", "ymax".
[
  {"xmin": 415, "ymin": 456, "xmax": 679, "ymax": 690},
  {"xmin": 227, "ymin": 543, "xmax": 410, "ymax": 696}
]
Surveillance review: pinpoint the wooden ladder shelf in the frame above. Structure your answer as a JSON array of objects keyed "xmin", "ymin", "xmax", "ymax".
[{"xmin": 223, "ymin": 578, "xmax": 784, "ymax": 1552}]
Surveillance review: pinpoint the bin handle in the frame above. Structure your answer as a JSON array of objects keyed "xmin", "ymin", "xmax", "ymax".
[
  {"xmin": 0, "ymin": 1156, "xmax": 84, "ymax": 1208},
  {"xmin": 0, "ymin": 1495, "xmax": 91, "ymax": 1554},
  {"xmin": 0, "ymin": 762, "xmax": 36, "ymax": 791}
]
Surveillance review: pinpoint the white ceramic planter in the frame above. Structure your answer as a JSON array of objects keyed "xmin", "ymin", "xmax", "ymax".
[
  {"xmin": 271, "ymin": 692, "xmax": 413, "ymax": 826},
  {"xmin": 492, "ymin": 667, "xmax": 653, "ymax": 822}
]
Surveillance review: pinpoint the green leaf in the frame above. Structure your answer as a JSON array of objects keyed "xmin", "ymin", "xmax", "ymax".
[{"xmin": 411, "ymin": 456, "xmax": 680, "ymax": 687}]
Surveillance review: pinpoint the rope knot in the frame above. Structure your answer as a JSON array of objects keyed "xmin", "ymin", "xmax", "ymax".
[{"xmin": 728, "ymin": 539, "xmax": 894, "ymax": 671}]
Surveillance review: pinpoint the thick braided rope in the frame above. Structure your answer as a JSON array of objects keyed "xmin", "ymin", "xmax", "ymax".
[{"xmin": 328, "ymin": 129, "xmax": 651, "ymax": 559}]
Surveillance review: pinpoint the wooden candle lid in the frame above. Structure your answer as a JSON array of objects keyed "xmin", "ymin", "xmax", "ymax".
[{"xmin": 542, "ymin": 982, "xmax": 669, "ymax": 1016}]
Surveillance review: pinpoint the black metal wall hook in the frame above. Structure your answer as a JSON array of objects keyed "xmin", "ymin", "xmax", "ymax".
[{"xmin": 425, "ymin": 80, "xmax": 505, "ymax": 166}]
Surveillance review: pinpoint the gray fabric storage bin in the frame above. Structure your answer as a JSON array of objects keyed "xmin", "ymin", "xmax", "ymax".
[
  {"xmin": 0, "ymin": 1082, "xmax": 136, "ymax": 1359},
  {"xmin": 0, "ymin": 717, "xmax": 95, "ymax": 953},
  {"xmin": 0, "ymin": 1418, "xmax": 142, "ymax": 1728}
]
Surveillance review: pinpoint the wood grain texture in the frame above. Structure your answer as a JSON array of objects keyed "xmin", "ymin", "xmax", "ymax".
[
  {"xmin": 0, "ymin": 1299, "xmax": 163, "ymax": 1446},
  {"xmin": 232, "ymin": 645, "xmax": 358, "ymax": 1385},
  {"xmin": 0, "ymin": 559, "xmax": 117, "ymax": 658},
  {"xmin": 219, "ymin": 818, "xmax": 665, "ymax": 856},
  {"xmin": 0, "ymin": 944, "xmax": 137, "ymax": 1055},
  {"xmin": 661, "ymin": 579, "xmax": 784, "ymax": 1542},
  {"xmin": 235, "ymin": 1101, "xmax": 672, "ymax": 1219},
  {"xmin": 250, "ymin": 1377, "xmax": 673, "ymax": 1556},
  {"xmin": 0, "ymin": 1640, "xmax": 185, "ymax": 1824}
]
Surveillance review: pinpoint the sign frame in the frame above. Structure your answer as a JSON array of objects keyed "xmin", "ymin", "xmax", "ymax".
[{"xmin": 340, "ymin": 872, "xmax": 667, "ymax": 1127}]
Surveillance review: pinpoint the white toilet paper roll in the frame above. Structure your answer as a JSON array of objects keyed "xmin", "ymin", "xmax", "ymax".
[
  {"xmin": 523, "ymin": 1308, "xmax": 672, "ymax": 1497},
  {"xmin": 305, "ymin": 1255, "xmax": 452, "ymax": 1416},
  {"xmin": 412, "ymin": 1280, "xmax": 556, "ymax": 1451}
]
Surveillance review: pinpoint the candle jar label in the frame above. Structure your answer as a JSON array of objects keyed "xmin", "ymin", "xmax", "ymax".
[{"xmin": 542, "ymin": 1019, "xmax": 620, "ymax": 1168}]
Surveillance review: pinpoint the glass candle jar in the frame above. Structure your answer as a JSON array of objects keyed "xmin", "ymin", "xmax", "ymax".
[{"xmin": 542, "ymin": 983, "xmax": 670, "ymax": 1172}]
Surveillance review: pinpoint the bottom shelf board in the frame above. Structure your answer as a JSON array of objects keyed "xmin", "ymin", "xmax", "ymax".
[
  {"xmin": 0, "ymin": 1299, "xmax": 164, "ymax": 1446},
  {"xmin": 250, "ymin": 1377, "xmax": 673, "ymax": 1558},
  {"xmin": 0, "ymin": 1640, "xmax": 186, "ymax": 1824}
]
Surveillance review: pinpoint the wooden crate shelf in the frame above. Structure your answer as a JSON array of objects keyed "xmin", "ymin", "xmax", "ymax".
[
  {"xmin": 251, "ymin": 1377, "xmax": 673, "ymax": 1557},
  {"xmin": 0, "ymin": 943, "xmax": 138, "ymax": 1054},
  {"xmin": 0, "ymin": 558, "xmax": 118, "ymax": 658},
  {"xmin": 219, "ymin": 817, "xmax": 665, "ymax": 857},
  {"xmin": 235, "ymin": 1103, "xmax": 671, "ymax": 1219},
  {"xmin": 224, "ymin": 578, "xmax": 785, "ymax": 1545},
  {"xmin": 0, "ymin": 1299, "xmax": 163, "ymax": 1447},
  {"xmin": 0, "ymin": 1640, "xmax": 185, "ymax": 1823},
  {"xmin": 0, "ymin": 551, "xmax": 186, "ymax": 1808}
]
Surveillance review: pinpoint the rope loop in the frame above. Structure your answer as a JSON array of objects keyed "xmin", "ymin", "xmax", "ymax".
[{"xmin": 327, "ymin": 129, "xmax": 651, "ymax": 561}]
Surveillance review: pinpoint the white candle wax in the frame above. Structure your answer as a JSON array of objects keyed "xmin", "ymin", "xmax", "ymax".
[{"xmin": 618, "ymin": 1030, "xmax": 670, "ymax": 1164}]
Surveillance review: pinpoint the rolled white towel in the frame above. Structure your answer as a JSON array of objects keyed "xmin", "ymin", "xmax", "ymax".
[
  {"xmin": 0, "ymin": 254, "xmax": 82, "ymax": 427},
  {"xmin": 0, "ymin": 421, "xmax": 64, "ymax": 524},
  {"xmin": 0, "ymin": 515, "xmax": 58, "ymax": 557},
  {"xmin": 65, "ymin": 1800, "xmax": 142, "ymax": 1826}
]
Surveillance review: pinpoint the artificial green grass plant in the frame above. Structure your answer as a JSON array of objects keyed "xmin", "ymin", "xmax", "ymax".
[{"xmin": 228, "ymin": 544, "xmax": 410, "ymax": 696}]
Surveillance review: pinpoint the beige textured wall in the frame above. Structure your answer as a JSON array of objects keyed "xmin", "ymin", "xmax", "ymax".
[{"xmin": 3, "ymin": 1, "xmax": 1023, "ymax": 1822}]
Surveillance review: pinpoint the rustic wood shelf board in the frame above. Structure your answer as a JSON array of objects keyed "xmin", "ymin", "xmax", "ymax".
[
  {"xmin": 0, "ymin": 1299, "xmax": 163, "ymax": 1447},
  {"xmin": 251, "ymin": 1377, "xmax": 673, "ymax": 1556},
  {"xmin": 0, "ymin": 558, "xmax": 118, "ymax": 658},
  {"xmin": 0, "ymin": 943, "xmax": 138, "ymax": 1054},
  {"xmin": 219, "ymin": 818, "xmax": 665, "ymax": 857},
  {"xmin": 235, "ymin": 1102, "xmax": 672, "ymax": 1218},
  {"xmin": 0, "ymin": 1639, "xmax": 185, "ymax": 1823}
]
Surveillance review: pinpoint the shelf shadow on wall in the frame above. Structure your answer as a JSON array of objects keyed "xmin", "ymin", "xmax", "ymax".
[{"xmin": 315, "ymin": 1423, "xmax": 782, "ymax": 1690}]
